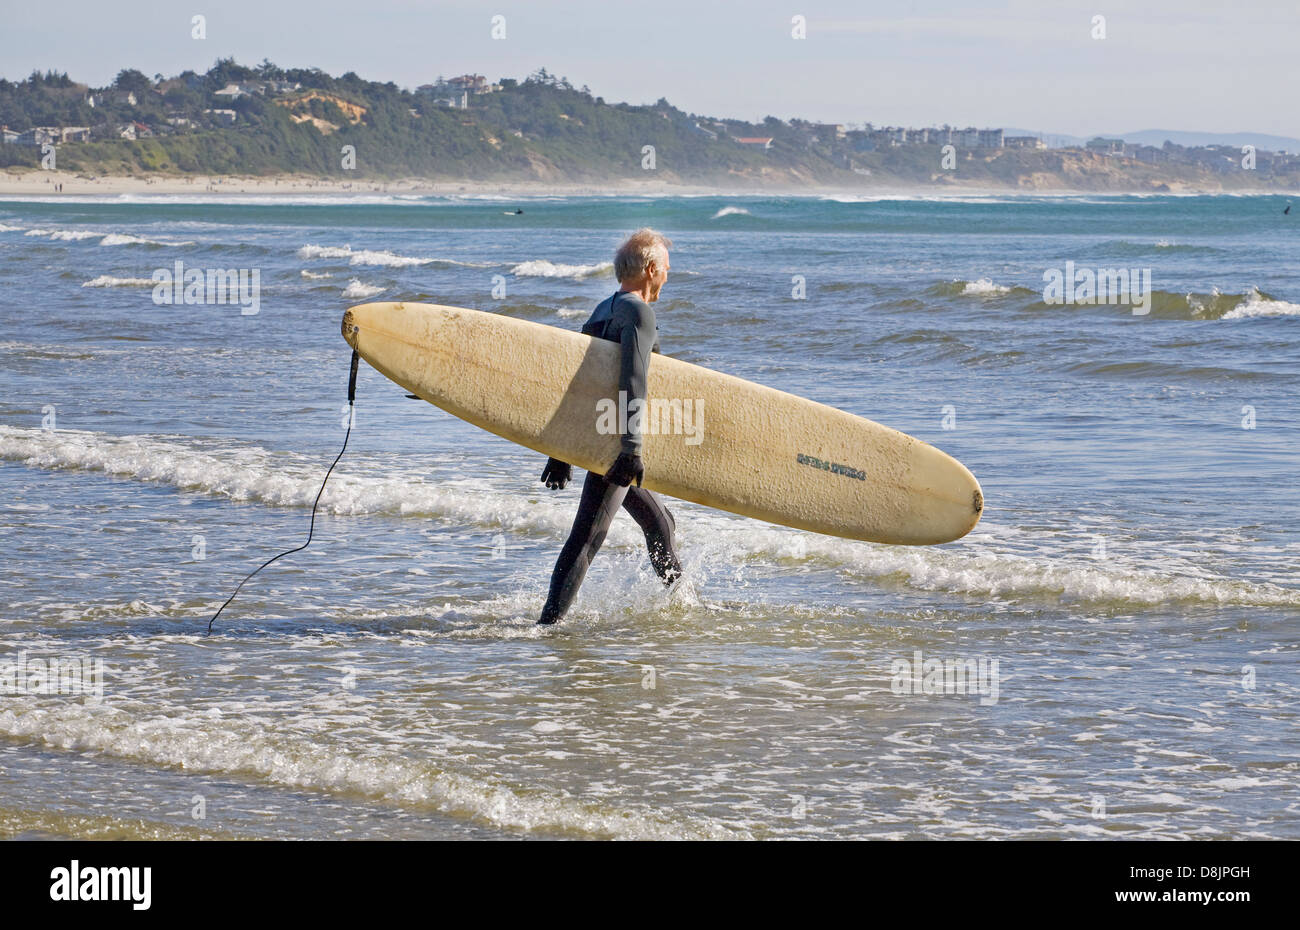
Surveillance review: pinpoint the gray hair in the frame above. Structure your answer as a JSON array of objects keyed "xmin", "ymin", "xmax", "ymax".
[{"xmin": 613, "ymin": 228, "xmax": 673, "ymax": 283}]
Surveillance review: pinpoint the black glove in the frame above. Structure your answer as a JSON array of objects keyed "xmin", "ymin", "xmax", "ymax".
[
  {"xmin": 540, "ymin": 457, "xmax": 572, "ymax": 490},
  {"xmin": 605, "ymin": 451, "xmax": 644, "ymax": 488}
]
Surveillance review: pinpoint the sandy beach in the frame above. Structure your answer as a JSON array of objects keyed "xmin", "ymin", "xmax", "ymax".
[
  {"xmin": 0, "ymin": 169, "xmax": 779, "ymax": 199},
  {"xmin": 1, "ymin": 168, "xmax": 1278, "ymax": 200}
]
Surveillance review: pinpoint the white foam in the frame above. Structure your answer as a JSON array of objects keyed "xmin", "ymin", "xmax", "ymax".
[
  {"xmin": 3, "ymin": 425, "xmax": 1296, "ymax": 612},
  {"xmin": 961, "ymin": 278, "xmax": 1011, "ymax": 296},
  {"xmin": 0, "ymin": 701, "xmax": 740, "ymax": 839},
  {"xmin": 99, "ymin": 233, "xmax": 194, "ymax": 247},
  {"xmin": 510, "ymin": 259, "xmax": 613, "ymax": 279},
  {"xmin": 297, "ymin": 243, "xmax": 485, "ymax": 268},
  {"xmin": 81, "ymin": 275, "xmax": 155, "ymax": 288},
  {"xmin": 1222, "ymin": 287, "xmax": 1300, "ymax": 319},
  {"xmin": 342, "ymin": 279, "xmax": 385, "ymax": 298},
  {"xmin": 712, "ymin": 206, "xmax": 751, "ymax": 218},
  {"xmin": 346, "ymin": 248, "xmax": 432, "ymax": 268},
  {"xmin": 21, "ymin": 227, "xmax": 191, "ymax": 247},
  {"xmin": 300, "ymin": 270, "xmax": 332, "ymax": 280},
  {"xmin": 298, "ymin": 244, "xmax": 355, "ymax": 260},
  {"xmin": 0, "ymin": 223, "xmax": 23, "ymax": 232}
]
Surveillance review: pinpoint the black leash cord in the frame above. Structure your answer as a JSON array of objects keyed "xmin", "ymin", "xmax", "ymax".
[{"xmin": 207, "ymin": 350, "xmax": 360, "ymax": 634}]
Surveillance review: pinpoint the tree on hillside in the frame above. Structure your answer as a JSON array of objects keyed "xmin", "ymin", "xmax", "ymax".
[
  {"xmin": 114, "ymin": 69, "xmax": 152, "ymax": 93},
  {"xmin": 206, "ymin": 58, "xmax": 256, "ymax": 88}
]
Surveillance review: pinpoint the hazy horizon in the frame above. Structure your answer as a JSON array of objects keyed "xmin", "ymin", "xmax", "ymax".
[{"xmin": 2, "ymin": 0, "xmax": 1296, "ymax": 140}]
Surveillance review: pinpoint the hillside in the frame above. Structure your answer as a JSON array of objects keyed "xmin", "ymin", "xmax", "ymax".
[{"xmin": 3, "ymin": 62, "xmax": 1299, "ymax": 192}]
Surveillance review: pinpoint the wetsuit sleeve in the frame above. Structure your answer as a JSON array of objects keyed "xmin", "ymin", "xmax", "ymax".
[{"xmin": 617, "ymin": 300, "xmax": 656, "ymax": 454}]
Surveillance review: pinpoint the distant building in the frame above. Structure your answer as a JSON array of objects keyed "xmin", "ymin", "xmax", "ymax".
[
  {"xmin": 692, "ymin": 122, "xmax": 717, "ymax": 140},
  {"xmin": 1086, "ymin": 137, "xmax": 1126, "ymax": 155},
  {"xmin": 1, "ymin": 126, "xmax": 19, "ymax": 144},
  {"xmin": 977, "ymin": 128, "xmax": 1004, "ymax": 148},
  {"xmin": 1004, "ymin": 135, "xmax": 1045, "ymax": 150},
  {"xmin": 953, "ymin": 127, "xmax": 981, "ymax": 147},
  {"xmin": 204, "ymin": 109, "xmax": 238, "ymax": 125},
  {"xmin": 733, "ymin": 137, "xmax": 774, "ymax": 150},
  {"xmin": 415, "ymin": 85, "xmax": 468, "ymax": 108},
  {"xmin": 14, "ymin": 127, "xmax": 60, "ymax": 147},
  {"xmin": 87, "ymin": 90, "xmax": 137, "ymax": 108},
  {"xmin": 59, "ymin": 126, "xmax": 91, "ymax": 143},
  {"xmin": 446, "ymin": 74, "xmax": 499, "ymax": 95},
  {"xmin": 213, "ymin": 81, "xmax": 298, "ymax": 99},
  {"xmin": 812, "ymin": 122, "xmax": 847, "ymax": 141}
]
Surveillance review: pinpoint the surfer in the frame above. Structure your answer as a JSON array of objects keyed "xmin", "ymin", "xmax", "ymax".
[{"xmin": 537, "ymin": 228, "xmax": 683, "ymax": 624}]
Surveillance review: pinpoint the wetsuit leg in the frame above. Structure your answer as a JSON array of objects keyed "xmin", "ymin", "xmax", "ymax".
[
  {"xmin": 621, "ymin": 487, "xmax": 682, "ymax": 586},
  {"xmin": 538, "ymin": 470, "xmax": 629, "ymax": 624}
]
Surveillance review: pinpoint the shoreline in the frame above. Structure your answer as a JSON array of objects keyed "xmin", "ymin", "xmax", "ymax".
[{"xmin": 1, "ymin": 169, "xmax": 1295, "ymax": 200}]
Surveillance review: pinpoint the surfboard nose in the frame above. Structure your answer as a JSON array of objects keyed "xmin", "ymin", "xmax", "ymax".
[{"xmin": 341, "ymin": 309, "xmax": 359, "ymax": 349}]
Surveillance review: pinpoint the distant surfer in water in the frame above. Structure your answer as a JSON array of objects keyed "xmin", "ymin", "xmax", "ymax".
[{"xmin": 537, "ymin": 228, "xmax": 683, "ymax": 624}]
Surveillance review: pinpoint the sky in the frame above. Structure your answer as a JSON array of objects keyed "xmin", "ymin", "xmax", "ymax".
[{"xmin": 2, "ymin": 0, "xmax": 1296, "ymax": 139}]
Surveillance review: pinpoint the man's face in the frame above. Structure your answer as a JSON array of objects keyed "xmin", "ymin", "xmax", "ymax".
[{"xmin": 647, "ymin": 250, "xmax": 670, "ymax": 302}]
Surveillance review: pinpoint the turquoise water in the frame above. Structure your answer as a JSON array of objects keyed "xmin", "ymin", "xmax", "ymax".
[{"xmin": 1, "ymin": 191, "xmax": 1297, "ymax": 839}]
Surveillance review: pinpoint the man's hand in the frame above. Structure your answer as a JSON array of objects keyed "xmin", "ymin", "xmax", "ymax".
[
  {"xmin": 605, "ymin": 451, "xmax": 644, "ymax": 488},
  {"xmin": 540, "ymin": 458, "xmax": 572, "ymax": 490}
]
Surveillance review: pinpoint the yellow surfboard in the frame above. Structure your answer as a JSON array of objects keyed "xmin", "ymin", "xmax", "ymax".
[{"xmin": 342, "ymin": 302, "xmax": 982, "ymax": 545}]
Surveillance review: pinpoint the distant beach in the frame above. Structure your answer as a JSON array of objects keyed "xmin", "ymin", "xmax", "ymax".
[
  {"xmin": 0, "ymin": 169, "xmax": 754, "ymax": 199},
  {"xmin": 3, "ymin": 168, "xmax": 1291, "ymax": 200}
]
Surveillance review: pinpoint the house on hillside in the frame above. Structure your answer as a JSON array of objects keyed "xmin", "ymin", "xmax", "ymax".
[
  {"xmin": 1004, "ymin": 135, "xmax": 1046, "ymax": 150},
  {"xmin": 59, "ymin": 126, "xmax": 91, "ymax": 143},
  {"xmin": 416, "ymin": 85, "xmax": 468, "ymax": 109},
  {"xmin": 214, "ymin": 83, "xmax": 256, "ymax": 100},
  {"xmin": 87, "ymin": 90, "xmax": 137, "ymax": 108},
  {"xmin": 733, "ymin": 137, "xmax": 774, "ymax": 150},
  {"xmin": 14, "ymin": 127, "xmax": 60, "ymax": 147},
  {"xmin": 1, "ymin": 126, "xmax": 19, "ymax": 144},
  {"xmin": 1086, "ymin": 137, "xmax": 1126, "ymax": 155},
  {"xmin": 446, "ymin": 74, "xmax": 499, "ymax": 95}
]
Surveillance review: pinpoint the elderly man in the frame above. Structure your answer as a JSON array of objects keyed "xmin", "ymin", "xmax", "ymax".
[{"xmin": 537, "ymin": 228, "xmax": 683, "ymax": 625}]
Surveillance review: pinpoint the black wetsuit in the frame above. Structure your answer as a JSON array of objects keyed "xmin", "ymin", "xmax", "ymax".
[{"xmin": 538, "ymin": 291, "xmax": 683, "ymax": 624}]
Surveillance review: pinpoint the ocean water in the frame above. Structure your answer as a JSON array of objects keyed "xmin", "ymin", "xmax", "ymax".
[{"xmin": 1, "ymin": 191, "xmax": 1297, "ymax": 840}]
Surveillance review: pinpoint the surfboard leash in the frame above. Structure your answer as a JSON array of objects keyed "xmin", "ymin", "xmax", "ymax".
[{"xmin": 206, "ymin": 350, "xmax": 360, "ymax": 635}]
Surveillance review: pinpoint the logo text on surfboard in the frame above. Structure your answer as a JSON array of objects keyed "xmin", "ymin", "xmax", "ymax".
[{"xmin": 796, "ymin": 452, "xmax": 866, "ymax": 481}]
